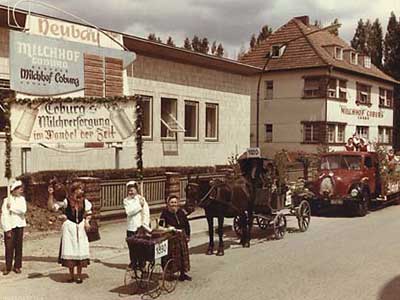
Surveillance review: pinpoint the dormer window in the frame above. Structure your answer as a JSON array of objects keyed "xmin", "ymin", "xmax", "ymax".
[
  {"xmin": 335, "ymin": 47, "xmax": 343, "ymax": 60},
  {"xmin": 271, "ymin": 45, "xmax": 286, "ymax": 58},
  {"xmin": 350, "ymin": 52, "xmax": 358, "ymax": 65},
  {"xmin": 364, "ymin": 56, "xmax": 371, "ymax": 68}
]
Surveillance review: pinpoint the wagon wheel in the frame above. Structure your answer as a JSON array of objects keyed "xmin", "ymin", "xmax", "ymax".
[
  {"xmin": 145, "ymin": 263, "xmax": 163, "ymax": 299},
  {"xmin": 134, "ymin": 261, "xmax": 150, "ymax": 290},
  {"xmin": 233, "ymin": 216, "xmax": 242, "ymax": 238},
  {"xmin": 297, "ymin": 200, "xmax": 311, "ymax": 232},
  {"xmin": 273, "ymin": 213, "xmax": 287, "ymax": 240},
  {"xmin": 256, "ymin": 216, "xmax": 269, "ymax": 230},
  {"xmin": 163, "ymin": 259, "xmax": 179, "ymax": 293}
]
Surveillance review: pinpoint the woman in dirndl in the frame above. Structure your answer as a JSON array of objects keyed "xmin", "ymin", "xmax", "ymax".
[
  {"xmin": 48, "ymin": 181, "xmax": 92, "ymax": 283},
  {"xmin": 159, "ymin": 195, "xmax": 191, "ymax": 281}
]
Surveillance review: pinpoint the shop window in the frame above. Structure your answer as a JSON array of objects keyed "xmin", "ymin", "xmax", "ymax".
[
  {"xmin": 356, "ymin": 126, "xmax": 369, "ymax": 140},
  {"xmin": 265, "ymin": 81, "xmax": 273, "ymax": 100},
  {"xmin": 136, "ymin": 95, "xmax": 152, "ymax": 138},
  {"xmin": 205, "ymin": 103, "xmax": 218, "ymax": 140},
  {"xmin": 161, "ymin": 98, "xmax": 184, "ymax": 139},
  {"xmin": 337, "ymin": 124, "xmax": 345, "ymax": 143},
  {"xmin": 378, "ymin": 126, "xmax": 393, "ymax": 144},
  {"xmin": 327, "ymin": 124, "xmax": 335, "ymax": 143},
  {"xmin": 184, "ymin": 101, "xmax": 198, "ymax": 139},
  {"xmin": 356, "ymin": 83, "xmax": 371, "ymax": 105},
  {"xmin": 265, "ymin": 124, "xmax": 273, "ymax": 142}
]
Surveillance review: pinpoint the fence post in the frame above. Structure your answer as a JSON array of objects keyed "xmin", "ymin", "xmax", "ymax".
[
  {"xmin": 165, "ymin": 172, "xmax": 181, "ymax": 200},
  {"xmin": 77, "ymin": 177, "xmax": 101, "ymax": 225}
]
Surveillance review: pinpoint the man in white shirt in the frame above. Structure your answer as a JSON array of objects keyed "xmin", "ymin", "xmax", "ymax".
[
  {"xmin": 1, "ymin": 180, "xmax": 27, "ymax": 275},
  {"xmin": 123, "ymin": 180, "xmax": 150, "ymax": 269}
]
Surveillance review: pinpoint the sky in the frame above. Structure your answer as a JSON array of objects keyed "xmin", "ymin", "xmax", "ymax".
[{"xmin": 2, "ymin": 0, "xmax": 400, "ymax": 58}]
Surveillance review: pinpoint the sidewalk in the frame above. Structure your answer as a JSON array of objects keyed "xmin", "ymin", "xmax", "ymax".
[{"xmin": 0, "ymin": 209, "xmax": 233, "ymax": 283}]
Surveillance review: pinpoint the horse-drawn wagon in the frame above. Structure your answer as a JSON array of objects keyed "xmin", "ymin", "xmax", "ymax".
[{"xmin": 232, "ymin": 150, "xmax": 311, "ymax": 240}]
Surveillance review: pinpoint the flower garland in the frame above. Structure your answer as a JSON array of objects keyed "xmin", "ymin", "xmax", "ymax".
[
  {"xmin": 4, "ymin": 95, "xmax": 139, "ymax": 180},
  {"xmin": 135, "ymin": 96, "xmax": 144, "ymax": 180}
]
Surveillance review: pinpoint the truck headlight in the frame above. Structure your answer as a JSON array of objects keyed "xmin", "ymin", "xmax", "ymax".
[{"xmin": 351, "ymin": 189, "xmax": 359, "ymax": 197}]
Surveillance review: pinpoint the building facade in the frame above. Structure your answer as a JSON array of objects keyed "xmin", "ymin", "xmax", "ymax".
[
  {"xmin": 240, "ymin": 16, "xmax": 398, "ymax": 157},
  {"xmin": 0, "ymin": 5, "xmax": 258, "ymax": 187}
]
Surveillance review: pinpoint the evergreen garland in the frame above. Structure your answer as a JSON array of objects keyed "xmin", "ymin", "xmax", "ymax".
[
  {"xmin": 135, "ymin": 96, "xmax": 144, "ymax": 180},
  {"xmin": 4, "ymin": 95, "xmax": 138, "ymax": 179}
]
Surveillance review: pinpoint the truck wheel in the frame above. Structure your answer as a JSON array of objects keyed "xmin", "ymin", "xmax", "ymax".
[{"xmin": 355, "ymin": 193, "xmax": 369, "ymax": 217}]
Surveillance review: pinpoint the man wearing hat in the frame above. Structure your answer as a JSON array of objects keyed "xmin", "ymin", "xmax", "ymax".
[
  {"xmin": 1, "ymin": 180, "xmax": 27, "ymax": 275},
  {"xmin": 123, "ymin": 180, "xmax": 150, "ymax": 269}
]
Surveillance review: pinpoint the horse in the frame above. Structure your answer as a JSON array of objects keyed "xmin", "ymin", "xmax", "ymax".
[{"xmin": 184, "ymin": 175, "xmax": 254, "ymax": 256}]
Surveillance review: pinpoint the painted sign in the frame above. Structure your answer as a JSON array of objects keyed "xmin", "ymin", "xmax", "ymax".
[
  {"xmin": 26, "ymin": 15, "xmax": 123, "ymax": 49},
  {"xmin": 9, "ymin": 31, "xmax": 135, "ymax": 96},
  {"xmin": 340, "ymin": 105, "xmax": 384, "ymax": 120},
  {"xmin": 11, "ymin": 101, "xmax": 135, "ymax": 144}
]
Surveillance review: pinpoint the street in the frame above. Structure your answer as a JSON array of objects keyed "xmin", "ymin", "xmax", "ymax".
[{"xmin": 1, "ymin": 205, "xmax": 400, "ymax": 300}]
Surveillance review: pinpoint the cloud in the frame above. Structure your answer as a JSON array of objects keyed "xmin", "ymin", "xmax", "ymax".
[{"xmin": 3, "ymin": 0, "xmax": 400, "ymax": 58}]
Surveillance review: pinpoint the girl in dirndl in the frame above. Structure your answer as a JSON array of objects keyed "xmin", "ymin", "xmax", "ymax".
[{"xmin": 48, "ymin": 181, "xmax": 92, "ymax": 283}]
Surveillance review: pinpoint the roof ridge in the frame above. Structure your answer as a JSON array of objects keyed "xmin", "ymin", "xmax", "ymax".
[{"xmin": 292, "ymin": 19, "xmax": 329, "ymax": 66}]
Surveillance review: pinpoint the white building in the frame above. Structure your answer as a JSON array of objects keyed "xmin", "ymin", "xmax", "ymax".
[
  {"xmin": 240, "ymin": 16, "xmax": 398, "ymax": 157},
  {"xmin": 0, "ymin": 5, "xmax": 259, "ymax": 187}
]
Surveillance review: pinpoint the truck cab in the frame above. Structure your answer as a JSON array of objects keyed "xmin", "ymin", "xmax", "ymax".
[{"xmin": 309, "ymin": 151, "xmax": 379, "ymax": 216}]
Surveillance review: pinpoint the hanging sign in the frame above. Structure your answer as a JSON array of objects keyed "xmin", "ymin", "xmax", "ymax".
[
  {"xmin": 11, "ymin": 100, "xmax": 136, "ymax": 144},
  {"xmin": 9, "ymin": 30, "xmax": 135, "ymax": 96}
]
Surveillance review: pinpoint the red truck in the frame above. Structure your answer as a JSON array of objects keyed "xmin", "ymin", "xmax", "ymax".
[{"xmin": 308, "ymin": 151, "xmax": 400, "ymax": 216}]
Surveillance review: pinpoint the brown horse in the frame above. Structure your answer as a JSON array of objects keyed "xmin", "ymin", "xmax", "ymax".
[{"xmin": 184, "ymin": 175, "xmax": 254, "ymax": 256}]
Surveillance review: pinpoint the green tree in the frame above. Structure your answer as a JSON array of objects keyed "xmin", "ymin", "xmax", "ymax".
[
  {"xmin": 192, "ymin": 35, "xmax": 201, "ymax": 52},
  {"xmin": 166, "ymin": 36, "xmax": 175, "ymax": 46},
  {"xmin": 369, "ymin": 19, "xmax": 383, "ymax": 68},
  {"xmin": 216, "ymin": 43, "xmax": 224, "ymax": 57},
  {"xmin": 183, "ymin": 37, "xmax": 192, "ymax": 50},
  {"xmin": 384, "ymin": 12, "xmax": 400, "ymax": 79},
  {"xmin": 256, "ymin": 25, "xmax": 272, "ymax": 45},
  {"xmin": 211, "ymin": 41, "xmax": 217, "ymax": 55},
  {"xmin": 200, "ymin": 37, "xmax": 210, "ymax": 54},
  {"xmin": 351, "ymin": 19, "xmax": 369, "ymax": 54},
  {"xmin": 250, "ymin": 34, "xmax": 256, "ymax": 49}
]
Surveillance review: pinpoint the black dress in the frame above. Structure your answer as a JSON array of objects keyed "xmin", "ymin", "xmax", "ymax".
[{"xmin": 159, "ymin": 209, "xmax": 191, "ymax": 273}]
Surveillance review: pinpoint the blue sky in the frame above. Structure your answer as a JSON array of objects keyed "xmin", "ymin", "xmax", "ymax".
[{"xmin": 2, "ymin": 0, "xmax": 400, "ymax": 58}]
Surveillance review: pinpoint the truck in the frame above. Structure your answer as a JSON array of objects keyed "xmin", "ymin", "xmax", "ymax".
[{"xmin": 308, "ymin": 151, "xmax": 400, "ymax": 216}]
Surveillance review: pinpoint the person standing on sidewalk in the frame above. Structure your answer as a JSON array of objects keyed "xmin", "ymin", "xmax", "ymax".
[
  {"xmin": 48, "ymin": 181, "xmax": 92, "ymax": 284},
  {"xmin": 159, "ymin": 195, "xmax": 192, "ymax": 281},
  {"xmin": 124, "ymin": 180, "xmax": 150, "ymax": 269},
  {"xmin": 1, "ymin": 180, "xmax": 27, "ymax": 275}
]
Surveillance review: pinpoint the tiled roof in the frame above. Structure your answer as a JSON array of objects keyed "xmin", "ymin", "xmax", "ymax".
[{"xmin": 240, "ymin": 18, "xmax": 398, "ymax": 84}]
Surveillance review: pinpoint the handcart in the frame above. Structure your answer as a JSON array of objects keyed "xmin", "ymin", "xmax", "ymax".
[{"xmin": 124, "ymin": 230, "xmax": 180, "ymax": 298}]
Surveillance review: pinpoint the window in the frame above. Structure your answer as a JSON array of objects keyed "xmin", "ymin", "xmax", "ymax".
[
  {"xmin": 304, "ymin": 77, "xmax": 324, "ymax": 98},
  {"xmin": 337, "ymin": 124, "xmax": 345, "ymax": 143},
  {"xmin": 205, "ymin": 103, "xmax": 218, "ymax": 140},
  {"xmin": 378, "ymin": 126, "xmax": 393, "ymax": 144},
  {"xmin": 271, "ymin": 45, "xmax": 286, "ymax": 58},
  {"xmin": 339, "ymin": 80, "xmax": 347, "ymax": 100},
  {"xmin": 136, "ymin": 95, "xmax": 152, "ymax": 138},
  {"xmin": 356, "ymin": 83, "xmax": 371, "ymax": 105},
  {"xmin": 379, "ymin": 88, "xmax": 393, "ymax": 108},
  {"xmin": 364, "ymin": 56, "xmax": 371, "ymax": 68},
  {"xmin": 327, "ymin": 124, "xmax": 335, "ymax": 143},
  {"xmin": 184, "ymin": 101, "xmax": 198, "ymax": 139},
  {"xmin": 335, "ymin": 47, "xmax": 343, "ymax": 60},
  {"xmin": 350, "ymin": 52, "xmax": 358, "ymax": 64},
  {"xmin": 356, "ymin": 126, "xmax": 369, "ymax": 140},
  {"xmin": 161, "ymin": 98, "xmax": 178, "ymax": 139},
  {"xmin": 265, "ymin": 81, "xmax": 273, "ymax": 100},
  {"xmin": 327, "ymin": 79, "xmax": 337, "ymax": 98},
  {"xmin": 265, "ymin": 124, "xmax": 273, "ymax": 142},
  {"xmin": 303, "ymin": 122, "xmax": 320, "ymax": 143}
]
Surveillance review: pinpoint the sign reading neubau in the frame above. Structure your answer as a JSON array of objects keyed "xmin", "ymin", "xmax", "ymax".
[
  {"xmin": 10, "ymin": 31, "xmax": 135, "ymax": 96},
  {"xmin": 11, "ymin": 101, "xmax": 136, "ymax": 144}
]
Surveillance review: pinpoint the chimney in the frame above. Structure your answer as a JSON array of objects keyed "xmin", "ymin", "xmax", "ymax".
[{"xmin": 295, "ymin": 16, "xmax": 310, "ymax": 26}]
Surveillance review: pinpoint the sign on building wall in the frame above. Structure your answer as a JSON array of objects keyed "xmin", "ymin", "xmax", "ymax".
[
  {"xmin": 9, "ymin": 31, "xmax": 135, "ymax": 96},
  {"xmin": 10, "ymin": 100, "xmax": 136, "ymax": 144}
]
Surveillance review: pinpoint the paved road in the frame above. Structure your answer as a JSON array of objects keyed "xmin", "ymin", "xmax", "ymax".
[{"xmin": 1, "ymin": 205, "xmax": 400, "ymax": 300}]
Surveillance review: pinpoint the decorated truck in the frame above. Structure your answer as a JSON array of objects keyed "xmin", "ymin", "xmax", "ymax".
[{"xmin": 307, "ymin": 150, "xmax": 400, "ymax": 216}]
